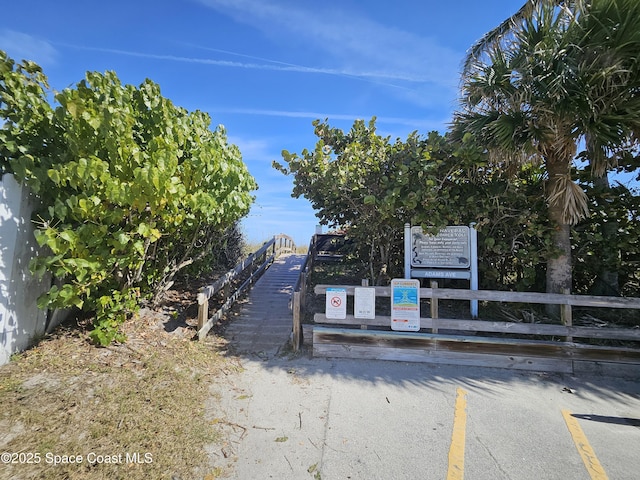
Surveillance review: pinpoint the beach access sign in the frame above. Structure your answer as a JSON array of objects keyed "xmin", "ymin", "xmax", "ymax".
[
  {"xmin": 404, "ymin": 223, "xmax": 479, "ymax": 319},
  {"xmin": 411, "ymin": 225, "xmax": 470, "ymax": 268},
  {"xmin": 390, "ymin": 279, "xmax": 420, "ymax": 331}
]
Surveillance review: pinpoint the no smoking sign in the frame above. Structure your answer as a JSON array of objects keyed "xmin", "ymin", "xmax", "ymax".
[{"xmin": 326, "ymin": 288, "xmax": 347, "ymax": 319}]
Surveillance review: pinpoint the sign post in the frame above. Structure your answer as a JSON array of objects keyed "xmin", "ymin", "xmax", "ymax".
[
  {"xmin": 469, "ymin": 223, "xmax": 478, "ymax": 318},
  {"xmin": 391, "ymin": 279, "xmax": 420, "ymax": 331}
]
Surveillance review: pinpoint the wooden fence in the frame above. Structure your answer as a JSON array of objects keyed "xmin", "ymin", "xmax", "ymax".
[
  {"xmin": 311, "ymin": 284, "xmax": 640, "ymax": 376},
  {"xmin": 290, "ymin": 237, "xmax": 316, "ymax": 351},
  {"xmin": 196, "ymin": 234, "xmax": 295, "ymax": 340}
]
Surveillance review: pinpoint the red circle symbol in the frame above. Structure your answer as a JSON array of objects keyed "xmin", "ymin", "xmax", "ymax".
[{"xmin": 330, "ymin": 297, "xmax": 342, "ymax": 307}]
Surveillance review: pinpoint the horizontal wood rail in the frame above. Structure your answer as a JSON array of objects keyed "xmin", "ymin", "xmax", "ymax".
[
  {"xmin": 314, "ymin": 285, "xmax": 640, "ymax": 310},
  {"xmin": 273, "ymin": 234, "xmax": 296, "ymax": 255},
  {"xmin": 313, "ymin": 327, "xmax": 640, "ymax": 371},
  {"xmin": 312, "ymin": 284, "xmax": 640, "ymax": 375},
  {"xmin": 313, "ymin": 314, "xmax": 640, "ymax": 342},
  {"xmin": 196, "ymin": 235, "xmax": 296, "ymax": 340}
]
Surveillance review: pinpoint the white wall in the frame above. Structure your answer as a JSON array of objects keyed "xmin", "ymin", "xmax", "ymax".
[{"xmin": 0, "ymin": 173, "xmax": 55, "ymax": 365}]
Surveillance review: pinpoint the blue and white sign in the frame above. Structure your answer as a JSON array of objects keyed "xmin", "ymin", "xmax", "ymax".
[{"xmin": 391, "ymin": 279, "xmax": 420, "ymax": 331}]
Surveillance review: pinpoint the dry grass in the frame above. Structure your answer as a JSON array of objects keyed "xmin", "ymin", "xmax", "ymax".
[{"xmin": 0, "ymin": 308, "xmax": 238, "ymax": 480}]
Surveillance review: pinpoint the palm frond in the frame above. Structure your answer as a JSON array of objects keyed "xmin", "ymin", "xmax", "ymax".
[
  {"xmin": 546, "ymin": 173, "xmax": 589, "ymax": 224},
  {"xmin": 462, "ymin": 0, "xmax": 588, "ymax": 77},
  {"xmin": 463, "ymin": 1, "xmax": 540, "ymax": 76}
]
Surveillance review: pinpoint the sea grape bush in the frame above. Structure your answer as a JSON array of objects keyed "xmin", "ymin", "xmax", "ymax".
[
  {"xmin": 276, "ymin": 117, "xmax": 639, "ymax": 297},
  {"xmin": 1, "ymin": 51, "xmax": 256, "ymax": 344}
]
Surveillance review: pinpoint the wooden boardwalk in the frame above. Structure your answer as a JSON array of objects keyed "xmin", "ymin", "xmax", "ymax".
[{"xmin": 223, "ymin": 254, "xmax": 306, "ymax": 357}]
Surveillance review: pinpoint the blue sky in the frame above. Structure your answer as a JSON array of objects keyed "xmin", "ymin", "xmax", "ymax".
[{"xmin": 2, "ymin": 0, "xmax": 526, "ymax": 246}]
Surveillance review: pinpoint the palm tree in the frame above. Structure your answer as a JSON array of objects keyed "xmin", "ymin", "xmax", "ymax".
[
  {"xmin": 453, "ymin": 0, "xmax": 640, "ymax": 298},
  {"xmin": 462, "ymin": 1, "xmax": 586, "ymax": 76}
]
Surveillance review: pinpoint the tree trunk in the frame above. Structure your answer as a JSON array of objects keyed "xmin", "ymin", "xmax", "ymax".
[
  {"xmin": 545, "ymin": 157, "xmax": 573, "ymax": 315},
  {"xmin": 590, "ymin": 173, "xmax": 620, "ymax": 296}
]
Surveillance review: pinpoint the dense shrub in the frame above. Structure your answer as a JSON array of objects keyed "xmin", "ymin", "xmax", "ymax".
[{"xmin": 1, "ymin": 52, "xmax": 256, "ymax": 344}]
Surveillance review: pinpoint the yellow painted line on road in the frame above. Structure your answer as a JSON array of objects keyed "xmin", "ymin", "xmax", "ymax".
[
  {"xmin": 447, "ymin": 387, "xmax": 468, "ymax": 480},
  {"xmin": 561, "ymin": 409, "xmax": 609, "ymax": 480}
]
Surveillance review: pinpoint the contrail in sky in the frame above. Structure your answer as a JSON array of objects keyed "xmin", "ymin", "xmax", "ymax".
[{"xmin": 56, "ymin": 42, "xmax": 421, "ymax": 90}]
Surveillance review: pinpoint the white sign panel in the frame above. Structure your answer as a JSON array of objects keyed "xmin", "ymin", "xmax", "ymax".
[
  {"xmin": 326, "ymin": 287, "xmax": 347, "ymax": 319},
  {"xmin": 354, "ymin": 287, "xmax": 376, "ymax": 319},
  {"xmin": 391, "ymin": 279, "xmax": 420, "ymax": 331},
  {"xmin": 411, "ymin": 226, "xmax": 470, "ymax": 268}
]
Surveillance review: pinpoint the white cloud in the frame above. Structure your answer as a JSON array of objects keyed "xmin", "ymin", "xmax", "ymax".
[
  {"xmin": 242, "ymin": 198, "xmax": 317, "ymax": 244},
  {"xmin": 0, "ymin": 30, "xmax": 57, "ymax": 66},
  {"xmin": 59, "ymin": 44, "xmax": 413, "ymax": 89},
  {"xmin": 196, "ymin": 0, "xmax": 461, "ymax": 89},
  {"xmin": 227, "ymin": 136, "xmax": 273, "ymax": 161},
  {"xmin": 215, "ymin": 107, "xmax": 448, "ymax": 132}
]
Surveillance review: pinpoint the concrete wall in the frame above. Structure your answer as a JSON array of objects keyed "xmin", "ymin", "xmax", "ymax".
[{"xmin": 0, "ymin": 173, "xmax": 56, "ymax": 365}]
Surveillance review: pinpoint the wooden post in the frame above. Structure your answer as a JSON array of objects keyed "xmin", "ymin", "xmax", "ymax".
[
  {"xmin": 223, "ymin": 281, "xmax": 231, "ymax": 305},
  {"xmin": 361, "ymin": 279, "xmax": 369, "ymax": 330},
  {"xmin": 561, "ymin": 288, "xmax": 573, "ymax": 342},
  {"xmin": 430, "ymin": 280, "xmax": 439, "ymax": 334},
  {"xmin": 292, "ymin": 291, "xmax": 302, "ymax": 351},
  {"xmin": 197, "ymin": 294, "xmax": 208, "ymax": 333},
  {"xmin": 300, "ymin": 272, "xmax": 307, "ymax": 312}
]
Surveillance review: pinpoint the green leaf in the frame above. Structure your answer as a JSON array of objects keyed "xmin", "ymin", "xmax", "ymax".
[
  {"xmin": 137, "ymin": 223, "xmax": 150, "ymax": 237},
  {"xmin": 2, "ymin": 61, "xmax": 257, "ymax": 345},
  {"xmin": 59, "ymin": 230, "xmax": 77, "ymax": 245},
  {"xmin": 133, "ymin": 240, "xmax": 145, "ymax": 256},
  {"xmin": 47, "ymin": 168, "xmax": 61, "ymax": 184},
  {"xmin": 116, "ymin": 232, "xmax": 130, "ymax": 246}
]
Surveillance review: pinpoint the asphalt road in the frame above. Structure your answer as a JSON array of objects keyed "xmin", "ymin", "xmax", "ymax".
[{"xmin": 209, "ymin": 354, "xmax": 640, "ymax": 480}]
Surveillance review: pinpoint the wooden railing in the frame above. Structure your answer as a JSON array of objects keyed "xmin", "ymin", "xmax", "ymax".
[
  {"xmin": 290, "ymin": 237, "xmax": 315, "ymax": 351},
  {"xmin": 196, "ymin": 234, "xmax": 295, "ymax": 340},
  {"xmin": 312, "ymin": 284, "xmax": 640, "ymax": 375}
]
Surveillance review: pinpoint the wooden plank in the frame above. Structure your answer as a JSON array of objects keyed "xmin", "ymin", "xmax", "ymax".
[
  {"xmin": 198, "ymin": 254, "xmax": 273, "ymax": 340},
  {"xmin": 197, "ymin": 299, "xmax": 208, "ymax": 331},
  {"xmin": 568, "ymin": 343, "xmax": 640, "ymax": 363},
  {"xmin": 314, "ymin": 284, "xmax": 640, "ymax": 309},
  {"xmin": 292, "ymin": 291, "xmax": 302, "ymax": 352},
  {"xmin": 312, "ymin": 342, "xmax": 573, "ymax": 373},
  {"xmin": 436, "ymin": 319, "xmax": 640, "ymax": 342},
  {"xmin": 316, "ymin": 285, "xmax": 391, "ymax": 296},
  {"xmin": 313, "ymin": 314, "xmax": 640, "ymax": 342},
  {"xmin": 313, "ymin": 341, "xmax": 639, "ymax": 377},
  {"xmin": 572, "ymin": 361, "xmax": 640, "ymax": 379},
  {"xmin": 312, "ymin": 327, "xmax": 640, "ymax": 364},
  {"xmin": 314, "ymin": 328, "xmax": 571, "ymax": 359},
  {"xmin": 315, "ymin": 312, "xmax": 389, "ymax": 326}
]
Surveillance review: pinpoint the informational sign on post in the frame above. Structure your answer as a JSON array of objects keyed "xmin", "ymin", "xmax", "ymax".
[
  {"xmin": 411, "ymin": 226, "xmax": 470, "ymax": 268},
  {"xmin": 404, "ymin": 223, "xmax": 479, "ymax": 319},
  {"xmin": 391, "ymin": 279, "xmax": 420, "ymax": 331},
  {"xmin": 326, "ymin": 287, "xmax": 347, "ymax": 319},
  {"xmin": 354, "ymin": 287, "xmax": 376, "ymax": 319}
]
